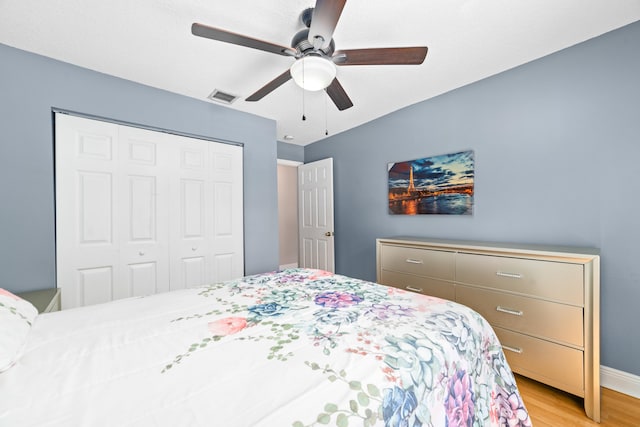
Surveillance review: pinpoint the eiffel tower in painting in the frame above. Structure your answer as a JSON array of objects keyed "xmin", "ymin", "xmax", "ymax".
[{"xmin": 407, "ymin": 165, "xmax": 416, "ymax": 193}]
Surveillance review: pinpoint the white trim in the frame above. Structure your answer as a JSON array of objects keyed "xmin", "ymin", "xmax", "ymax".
[
  {"xmin": 279, "ymin": 263, "xmax": 299, "ymax": 270},
  {"xmin": 277, "ymin": 159, "xmax": 303, "ymax": 167},
  {"xmin": 53, "ymin": 108, "xmax": 243, "ymax": 147},
  {"xmin": 601, "ymin": 365, "xmax": 640, "ymax": 399}
]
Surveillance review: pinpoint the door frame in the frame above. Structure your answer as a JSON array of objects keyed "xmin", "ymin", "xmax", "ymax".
[{"xmin": 277, "ymin": 159, "xmax": 303, "ymax": 270}]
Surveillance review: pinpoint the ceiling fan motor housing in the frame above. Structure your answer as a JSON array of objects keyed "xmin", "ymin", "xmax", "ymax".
[{"xmin": 291, "ymin": 28, "xmax": 335, "ymax": 56}]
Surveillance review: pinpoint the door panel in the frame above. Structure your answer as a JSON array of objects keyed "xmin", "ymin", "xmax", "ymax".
[
  {"xmin": 170, "ymin": 136, "xmax": 210, "ymax": 290},
  {"xmin": 118, "ymin": 125, "xmax": 170, "ymax": 297},
  {"xmin": 78, "ymin": 172, "xmax": 113, "ymax": 244},
  {"xmin": 128, "ymin": 262, "xmax": 157, "ymax": 297},
  {"xmin": 301, "ymin": 188, "xmax": 313, "ymax": 228},
  {"xmin": 127, "ymin": 176, "xmax": 156, "ymax": 241},
  {"xmin": 181, "ymin": 179, "xmax": 206, "ymax": 238},
  {"xmin": 302, "ymin": 238, "xmax": 313, "ymax": 268},
  {"xmin": 181, "ymin": 256, "xmax": 206, "ymax": 288},
  {"xmin": 56, "ymin": 114, "xmax": 120, "ymax": 309},
  {"xmin": 210, "ymin": 143, "xmax": 244, "ymax": 283},
  {"xmin": 214, "ymin": 182, "xmax": 233, "ymax": 235},
  {"xmin": 298, "ymin": 158, "xmax": 335, "ymax": 272},
  {"xmin": 78, "ymin": 266, "xmax": 113, "ymax": 307},
  {"xmin": 316, "ymin": 240, "xmax": 330, "ymax": 271},
  {"xmin": 214, "ymin": 253, "xmax": 234, "ymax": 282},
  {"xmin": 126, "ymin": 139, "xmax": 157, "ymax": 164},
  {"xmin": 77, "ymin": 132, "xmax": 113, "ymax": 160}
]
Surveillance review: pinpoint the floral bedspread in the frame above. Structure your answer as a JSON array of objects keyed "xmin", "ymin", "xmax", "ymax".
[{"xmin": 0, "ymin": 269, "xmax": 531, "ymax": 426}]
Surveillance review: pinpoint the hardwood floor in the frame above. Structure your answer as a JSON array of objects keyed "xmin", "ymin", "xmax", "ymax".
[{"xmin": 515, "ymin": 375, "xmax": 640, "ymax": 426}]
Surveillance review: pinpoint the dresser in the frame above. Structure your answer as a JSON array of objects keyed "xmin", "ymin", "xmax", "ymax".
[{"xmin": 376, "ymin": 236, "xmax": 600, "ymax": 422}]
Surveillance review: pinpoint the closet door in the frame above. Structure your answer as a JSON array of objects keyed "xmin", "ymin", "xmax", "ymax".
[
  {"xmin": 117, "ymin": 125, "xmax": 171, "ymax": 298},
  {"xmin": 56, "ymin": 115, "xmax": 124, "ymax": 308},
  {"xmin": 56, "ymin": 113, "xmax": 243, "ymax": 309},
  {"xmin": 168, "ymin": 135, "xmax": 244, "ymax": 289},
  {"xmin": 169, "ymin": 134, "xmax": 210, "ymax": 290},
  {"xmin": 210, "ymin": 142, "xmax": 244, "ymax": 282}
]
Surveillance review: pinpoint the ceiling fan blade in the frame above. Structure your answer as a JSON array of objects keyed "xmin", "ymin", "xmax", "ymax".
[
  {"xmin": 192, "ymin": 23, "xmax": 297, "ymax": 57},
  {"xmin": 325, "ymin": 78, "xmax": 353, "ymax": 111},
  {"xmin": 308, "ymin": 0, "xmax": 346, "ymax": 49},
  {"xmin": 245, "ymin": 70, "xmax": 292, "ymax": 102},
  {"xmin": 333, "ymin": 47, "xmax": 428, "ymax": 66}
]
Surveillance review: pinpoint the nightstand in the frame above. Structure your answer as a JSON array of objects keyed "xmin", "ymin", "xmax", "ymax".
[{"xmin": 17, "ymin": 288, "xmax": 61, "ymax": 313}]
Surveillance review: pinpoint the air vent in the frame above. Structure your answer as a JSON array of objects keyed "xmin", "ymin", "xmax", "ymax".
[{"xmin": 207, "ymin": 89, "xmax": 239, "ymax": 104}]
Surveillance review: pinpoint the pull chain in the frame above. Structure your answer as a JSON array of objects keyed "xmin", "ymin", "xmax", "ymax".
[
  {"xmin": 324, "ymin": 92, "xmax": 328, "ymax": 135},
  {"xmin": 301, "ymin": 60, "xmax": 306, "ymax": 121}
]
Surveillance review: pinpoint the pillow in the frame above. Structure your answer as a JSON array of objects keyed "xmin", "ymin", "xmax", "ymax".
[{"xmin": 0, "ymin": 289, "xmax": 38, "ymax": 372}]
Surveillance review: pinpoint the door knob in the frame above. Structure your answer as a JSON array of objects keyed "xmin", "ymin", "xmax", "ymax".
[
  {"xmin": 324, "ymin": 231, "xmax": 334, "ymax": 237},
  {"xmin": 138, "ymin": 251, "xmax": 145, "ymax": 256}
]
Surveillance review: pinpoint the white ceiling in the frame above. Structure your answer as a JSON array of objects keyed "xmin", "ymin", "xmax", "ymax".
[{"xmin": 2, "ymin": 0, "xmax": 639, "ymax": 146}]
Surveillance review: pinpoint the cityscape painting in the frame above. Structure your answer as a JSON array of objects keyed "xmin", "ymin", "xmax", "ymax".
[{"xmin": 388, "ymin": 150, "xmax": 474, "ymax": 215}]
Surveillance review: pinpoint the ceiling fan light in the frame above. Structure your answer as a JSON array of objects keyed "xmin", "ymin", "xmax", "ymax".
[{"xmin": 290, "ymin": 56, "xmax": 336, "ymax": 91}]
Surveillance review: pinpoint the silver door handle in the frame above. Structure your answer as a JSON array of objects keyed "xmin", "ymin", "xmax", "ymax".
[
  {"xmin": 138, "ymin": 251, "xmax": 145, "ymax": 256},
  {"xmin": 324, "ymin": 231, "xmax": 334, "ymax": 237},
  {"xmin": 405, "ymin": 286, "xmax": 424, "ymax": 293},
  {"xmin": 405, "ymin": 259, "xmax": 423, "ymax": 264}
]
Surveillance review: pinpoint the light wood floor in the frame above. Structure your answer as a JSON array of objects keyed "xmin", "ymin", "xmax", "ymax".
[{"xmin": 515, "ymin": 375, "xmax": 640, "ymax": 426}]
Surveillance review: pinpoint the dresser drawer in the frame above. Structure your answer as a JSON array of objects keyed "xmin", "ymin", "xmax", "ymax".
[
  {"xmin": 494, "ymin": 327, "xmax": 584, "ymax": 396},
  {"xmin": 380, "ymin": 245, "xmax": 455, "ymax": 280},
  {"xmin": 457, "ymin": 285, "xmax": 583, "ymax": 347},
  {"xmin": 380, "ymin": 270, "xmax": 455, "ymax": 301},
  {"xmin": 456, "ymin": 253, "xmax": 584, "ymax": 305}
]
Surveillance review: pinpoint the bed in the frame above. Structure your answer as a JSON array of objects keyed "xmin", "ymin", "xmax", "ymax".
[{"xmin": 1, "ymin": 268, "xmax": 531, "ymax": 426}]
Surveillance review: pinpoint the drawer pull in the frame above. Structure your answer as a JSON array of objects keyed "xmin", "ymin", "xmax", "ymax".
[
  {"xmin": 501, "ymin": 344, "xmax": 523, "ymax": 354},
  {"xmin": 405, "ymin": 258, "xmax": 424, "ymax": 264},
  {"xmin": 496, "ymin": 306, "xmax": 523, "ymax": 316},
  {"xmin": 405, "ymin": 286, "xmax": 424, "ymax": 293},
  {"xmin": 496, "ymin": 271, "xmax": 522, "ymax": 279}
]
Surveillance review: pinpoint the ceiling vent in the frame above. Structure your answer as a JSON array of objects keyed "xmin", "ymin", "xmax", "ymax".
[{"xmin": 207, "ymin": 89, "xmax": 239, "ymax": 104}]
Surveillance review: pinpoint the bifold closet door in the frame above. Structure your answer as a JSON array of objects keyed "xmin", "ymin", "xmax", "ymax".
[
  {"xmin": 55, "ymin": 113, "xmax": 243, "ymax": 309},
  {"xmin": 167, "ymin": 134, "xmax": 244, "ymax": 290}
]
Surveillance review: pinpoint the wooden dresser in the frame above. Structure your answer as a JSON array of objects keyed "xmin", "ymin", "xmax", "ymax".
[{"xmin": 376, "ymin": 236, "xmax": 600, "ymax": 422}]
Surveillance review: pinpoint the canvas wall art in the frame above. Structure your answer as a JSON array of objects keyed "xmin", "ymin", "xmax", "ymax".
[{"xmin": 388, "ymin": 150, "xmax": 474, "ymax": 215}]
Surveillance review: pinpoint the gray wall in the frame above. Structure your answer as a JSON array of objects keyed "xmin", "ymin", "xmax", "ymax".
[
  {"xmin": 277, "ymin": 141, "xmax": 305, "ymax": 162},
  {"xmin": 0, "ymin": 43, "xmax": 280, "ymax": 293},
  {"xmin": 305, "ymin": 21, "xmax": 640, "ymax": 376}
]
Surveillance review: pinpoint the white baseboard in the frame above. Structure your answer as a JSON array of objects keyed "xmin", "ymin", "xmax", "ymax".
[
  {"xmin": 279, "ymin": 263, "xmax": 299, "ymax": 270},
  {"xmin": 601, "ymin": 365, "xmax": 640, "ymax": 399}
]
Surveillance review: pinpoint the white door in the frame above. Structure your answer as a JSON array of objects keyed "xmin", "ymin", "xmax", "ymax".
[
  {"xmin": 209, "ymin": 142, "xmax": 244, "ymax": 282},
  {"xmin": 56, "ymin": 115, "xmax": 124, "ymax": 308},
  {"xmin": 168, "ymin": 134, "xmax": 244, "ymax": 289},
  {"xmin": 298, "ymin": 158, "xmax": 335, "ymax": 272},
  {"xmin": 169, "ymin": 135, "xmax": 210, "ymax": 290},
  {"xmin": 56, "ymin": 113, "xmax": 243, "ymax": 309},
  {"xmin": 117, "ymin": 125, "xmax": 171, "ymax": 299}
]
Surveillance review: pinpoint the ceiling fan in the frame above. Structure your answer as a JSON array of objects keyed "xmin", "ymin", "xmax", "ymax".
[{"xmin": 192, "ymin": 0, "xmax": 428, "ymax": 111}]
